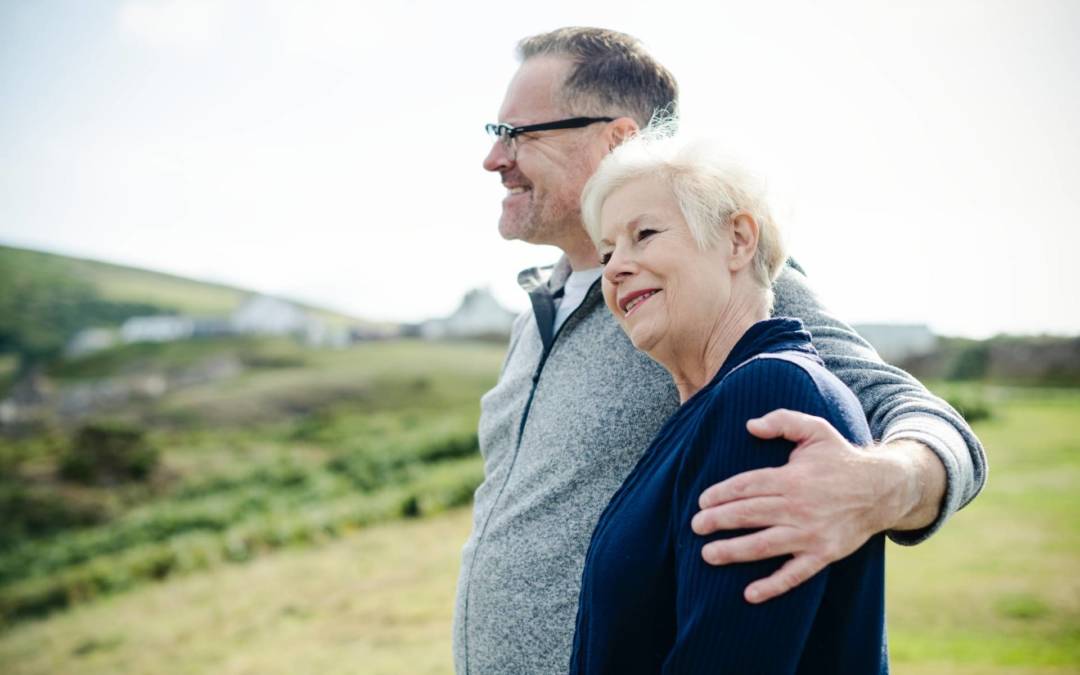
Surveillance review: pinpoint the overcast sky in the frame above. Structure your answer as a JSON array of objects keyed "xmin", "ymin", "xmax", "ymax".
[{"xmin": 1, "ymin": 0, "xmax": 1077, "ymax": 337}]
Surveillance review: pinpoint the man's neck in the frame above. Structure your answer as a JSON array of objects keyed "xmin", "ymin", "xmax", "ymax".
[{"xmin": 560, "ymin": 232, "xmax": 601, "ymax": 272}]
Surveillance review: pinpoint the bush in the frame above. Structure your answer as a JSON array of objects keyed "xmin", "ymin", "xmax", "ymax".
[
  {"xmin": 0, "ymin": 484, "xmax": 112, "ymax": 547},
  {"xmin": 400, "ymin": 495, "xmax": 421, "ymax": 518},
  {"xmin": 0, "ymin": 460, "xmax": 484, "ymax": 624},
  {"xmin": 947, "ymin": 343, "xmax": 991, "ymax": 381},
  {"xmin": 944, "ymin": 392, "xmax": 994, "ymax": 423},
  {"xmin": 59, "ymin": 421, "xmax": 159, "ymax": 485}
]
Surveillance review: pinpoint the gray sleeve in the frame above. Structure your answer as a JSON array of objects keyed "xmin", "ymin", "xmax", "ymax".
[{"xmin": 771, "ymin": 263, "xmax": 988, "ymax": 545}]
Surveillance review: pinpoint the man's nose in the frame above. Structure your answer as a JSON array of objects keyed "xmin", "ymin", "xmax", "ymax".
[{"xmin": 483, "ymin": 140, "xmax": 512, "ymax": 173}]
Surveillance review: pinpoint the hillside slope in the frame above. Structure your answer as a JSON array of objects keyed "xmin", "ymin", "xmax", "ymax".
[
  {"xmin": 0, "ymin": 244, "xmax": 361, "ymax": 324},
  {"xmin": 0, "ymin": 244, "xmax": 375, "ymax": 372}
]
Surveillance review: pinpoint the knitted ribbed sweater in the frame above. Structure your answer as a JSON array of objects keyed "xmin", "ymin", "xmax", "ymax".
[{"xmin": 570, "ymin": 319, "xmax": 887, "ymax": 675}]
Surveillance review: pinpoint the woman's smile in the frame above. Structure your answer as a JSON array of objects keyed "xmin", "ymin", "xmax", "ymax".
[{"xmin": 621, "ymin": 288, "xmax": 662, "ymax": 317}]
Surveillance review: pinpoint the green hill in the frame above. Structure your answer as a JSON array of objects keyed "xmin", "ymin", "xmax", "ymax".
[
  {"xmin": 0, "ymin": 244, "xmax": 372, "ymax": 371},
  {"xmin": 0, "ymin": 243, "xmax": 365, "ymax": 322}
]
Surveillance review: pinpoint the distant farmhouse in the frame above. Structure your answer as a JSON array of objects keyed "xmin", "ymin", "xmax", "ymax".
[
  {"xmin": 64, "ymin": 327, "xmax": 119, "ymax": 357},
  {"xmin": 852, "ymin": 323, "xmax": 937, "ymax": 362},
  {"xmin": 64, "ymin": 287, "xmax": 516, "ymax": 356},
  {"xmin": 231, "ymin": 295, "xmax": 309, "ymax": 336},
  {"xmin": 419, "ymin": 288, "xmax": 517, "ymax": 340},
  {"xmin": 65, "ymin": 294, "xmax": 355, "ymax": 357},
  {"xmin": 122, "ymin": 316, "xmax": 194, "ymax": 343}
]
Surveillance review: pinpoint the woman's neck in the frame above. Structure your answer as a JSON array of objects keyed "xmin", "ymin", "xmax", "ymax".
[{"xmin": 661, "ymin": 294, "xmax": 768, "ymax": 404}]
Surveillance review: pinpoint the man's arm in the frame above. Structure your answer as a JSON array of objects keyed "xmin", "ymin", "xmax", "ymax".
[
  {"xmin": 772, "ymin": 263, "xmax": 986, "ymax": 537},
  {"xmin": 691, "ymin": 264, "xmax": 987, "ymax": 603}
]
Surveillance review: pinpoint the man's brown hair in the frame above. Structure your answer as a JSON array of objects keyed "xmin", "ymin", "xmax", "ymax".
[{"xmin": 517, "ymin": 27, "xmax": 679, "ymax": 129}]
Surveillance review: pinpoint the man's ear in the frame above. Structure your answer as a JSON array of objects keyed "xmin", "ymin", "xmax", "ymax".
[
  {"xmin": 728, "ymin": 212, "xmax": 761, "ymax": 272},
  {"xmin": 607, "ymin": 117, "xmax": 639, "ymax": 151}
]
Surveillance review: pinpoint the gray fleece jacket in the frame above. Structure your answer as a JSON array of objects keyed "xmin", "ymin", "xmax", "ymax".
[{"xmin": 452, "ymin": 259, "xmax": 986, "ymax": 674}]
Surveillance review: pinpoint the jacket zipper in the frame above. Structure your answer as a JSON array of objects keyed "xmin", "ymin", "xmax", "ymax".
[{"xmin": 461, "ymin": 280, "xmax": 600, "ymax": 674}]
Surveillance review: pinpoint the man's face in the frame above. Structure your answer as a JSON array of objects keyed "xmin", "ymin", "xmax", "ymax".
[{"xmin": 483, "ymin": 57, "xmax": 608, "ymax": 248}]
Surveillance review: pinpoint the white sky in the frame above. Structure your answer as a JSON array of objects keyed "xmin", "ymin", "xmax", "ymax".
[{"xmin": 1, "ymin": 0, "xmax": 1077, "ymax": 337}]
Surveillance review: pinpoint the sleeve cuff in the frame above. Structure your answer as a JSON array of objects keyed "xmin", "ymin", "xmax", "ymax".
[{"xmin": 880, "ymin": 416, "xmax": 967, "ymax": 546}]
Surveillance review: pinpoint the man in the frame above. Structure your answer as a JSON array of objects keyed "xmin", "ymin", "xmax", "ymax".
[{"xmin": 454, "ymin": 27, "xmax": 986, "ymax": 674}]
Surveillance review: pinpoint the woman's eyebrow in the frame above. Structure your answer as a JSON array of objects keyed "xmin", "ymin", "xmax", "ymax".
[
  {"xmin": 625, "ymin": 215, "xmax": 662, "ymax": 237},
  {"xmin": 600, "ymin": 213, "xmax": 657, "ymax": 246}
]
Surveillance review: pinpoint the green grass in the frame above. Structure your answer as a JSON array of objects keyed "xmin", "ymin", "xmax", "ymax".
[
  {"xmin": 0, "ymin": 379, "xmax": 1075, "ymax": 672},
  {"xmin": 77, "ymin": 258, "xmax": 364, "ymax": 328},
  {"xmin": 885, "ymin": 386, "xmax": 1080, "ymax": 671},
  {"xmin": 0, "ymin": 340, "xmax": 505, "ymax": 624},
  {"xmin": 71, "ymin": 256, "xmax": 246, "ymax": 316},
  {"xmin": 46, "ymin": 336, "xmax": 297, "ymax": 381},
  {"xmin": 0, "ymin": 457, "xmax": 483, "ymax": 625},
  {"xmin": 0, "ymin": 507, "xmax": 474, "ymax": 675}
]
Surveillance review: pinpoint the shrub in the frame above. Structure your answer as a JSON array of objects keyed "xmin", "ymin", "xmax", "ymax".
[
  {"xmin": 0, "ymin": 457, "xmax": 484, "ymax": 624},
  {"xmin": 0, "ymin": 484, "xmax": 112, "ymax": 547},
  {"xmin": 59, "ymin": 421, "xmax": 159, "ymax": 485},
  {"xmin": 946, "ymin": 342, "xmax": 990, "ymax": 381},
  {"xmin": 944, "ymin": 392, "xmax": 994, "ymax": 423},
  {"xmin": 400, "ymin": 495, "xmax": 421, "ymax": 518}
]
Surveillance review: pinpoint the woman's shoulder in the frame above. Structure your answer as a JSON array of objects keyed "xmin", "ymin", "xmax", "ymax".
[
  {"xmin": 715, "ymin": 349, "xmax": 827, "ymax": 395},
  {"xmin": 703, "ymin": 350, "xmax": 871, "ymax": 445},
  {"xmin": 729, "ymin": 350, "xmax": 839, "ymax": 392}
]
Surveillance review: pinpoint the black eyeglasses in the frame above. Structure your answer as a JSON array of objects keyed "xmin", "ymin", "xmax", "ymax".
[{"xmin": 485, "ymin": 116, "xmax": 615, "ymax": 158}]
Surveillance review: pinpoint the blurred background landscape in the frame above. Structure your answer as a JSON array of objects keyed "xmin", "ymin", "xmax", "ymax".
[{"xmin": 2, "ymin": 0, "xmax": 1078, "ymax": 673}]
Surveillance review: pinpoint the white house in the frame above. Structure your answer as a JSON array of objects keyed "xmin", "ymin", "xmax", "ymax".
[
  {"xmin": 303, "ymin": 321, "xmax": 352, "ymax": 348},
  {"xmin": 230, "ymin": 295, "xmax": 311, "ymax": 336},
  {"xmin": 421, "ymin": 288, "xmax": 516, "ymax": 340},
  {"xmin": 853, "ymin": 323, "xmax": 937, "ymax": 362},
  {"xmin": 121, "ymin": 316, "xmax": 195, "ymax": 343},
  {"xmin": 65, "ymin": 327, "xmax": 118, "ymax": 357}
]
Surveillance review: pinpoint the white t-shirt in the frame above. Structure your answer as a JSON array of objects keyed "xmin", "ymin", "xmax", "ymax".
[{"xmin": 553, "ymin": 267, "xmax": 603, "ymax": 334}]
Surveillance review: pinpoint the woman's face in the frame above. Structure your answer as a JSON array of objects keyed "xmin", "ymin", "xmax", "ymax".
[{"xmin": 597, "ymin": 176, "xmax": 734, "ymax": 358}]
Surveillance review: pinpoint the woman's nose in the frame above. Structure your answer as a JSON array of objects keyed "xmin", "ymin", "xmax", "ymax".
[{"xmin": 603, "ymin": 246, "xmax": 634, "ymax": 284}]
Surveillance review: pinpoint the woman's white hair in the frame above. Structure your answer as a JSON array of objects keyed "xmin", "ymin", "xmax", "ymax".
[{"xmin": 581, "ymin": 120, "xmax": 786, "ymax": 304}]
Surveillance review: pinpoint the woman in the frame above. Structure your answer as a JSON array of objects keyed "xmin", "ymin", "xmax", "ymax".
[{"xmin": 569, "ymin": 133, "xmax": 887, "ymax": 674}]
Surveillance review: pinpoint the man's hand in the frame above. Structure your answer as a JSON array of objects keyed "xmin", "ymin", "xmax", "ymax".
[{"xmin": 690, "ymin": 409, "xmax": 946, "ymax": 604}]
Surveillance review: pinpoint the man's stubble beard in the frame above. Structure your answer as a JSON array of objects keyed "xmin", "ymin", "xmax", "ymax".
[{"xmin": 504, "ymin": 163, "xmax": 593, "ymax": 250}]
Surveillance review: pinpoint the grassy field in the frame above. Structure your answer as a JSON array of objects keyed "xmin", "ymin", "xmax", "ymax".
[
  {"xmin": 0, "ymin": 340, "xmax": 505, "ymax": 624},
  {"xmin": 0, "ymin": 508, "xmax": 471, "ymax": 675},
  {"xmin": 886, "ymin": 386, "xmax": 1080, "ymax": 673},
  {"xmin": 0, "ymin": 376, "xmax": 1077, "ymax": 672}
]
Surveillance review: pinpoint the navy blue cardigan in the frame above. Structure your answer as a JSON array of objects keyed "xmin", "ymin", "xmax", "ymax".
[{"xmin": 569, "ymin": 319, "xmax": 887, "ymax": 674}]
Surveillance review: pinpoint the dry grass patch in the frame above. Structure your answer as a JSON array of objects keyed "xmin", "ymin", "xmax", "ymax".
[{"xmin": 0, "ymin": 508, "xmax": 474, "ymax": 675}]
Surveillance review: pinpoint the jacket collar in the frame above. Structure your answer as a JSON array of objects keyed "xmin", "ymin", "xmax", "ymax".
[{"xmin": 517, "ymin": 256, "xmax": 574, "ymax": 296}]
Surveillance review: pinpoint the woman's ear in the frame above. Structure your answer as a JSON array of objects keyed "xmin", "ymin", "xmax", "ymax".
[{"xmin": 728, "ymin": 212, "xmax": 760, "ymax": 272}]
